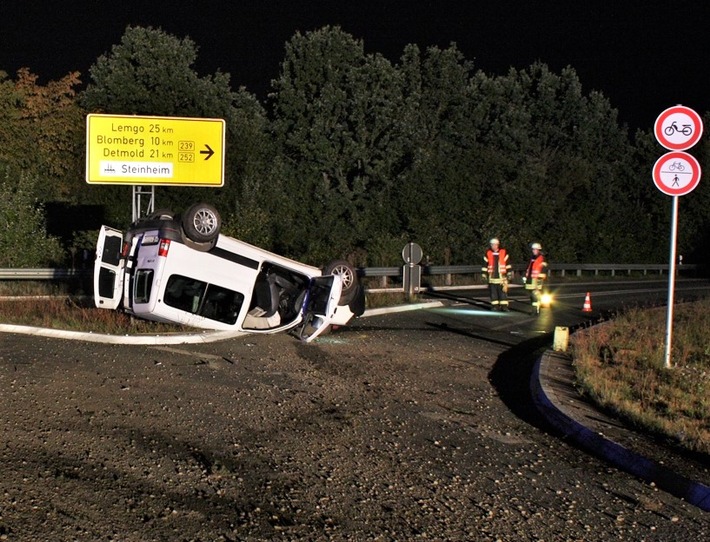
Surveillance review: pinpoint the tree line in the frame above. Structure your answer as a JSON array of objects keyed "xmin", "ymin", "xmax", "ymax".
[{"xmin": 1, "ymin": 25, "xmax": 709, "ymax": 269}]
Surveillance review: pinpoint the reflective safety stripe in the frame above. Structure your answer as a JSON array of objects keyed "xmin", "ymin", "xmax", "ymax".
[{"xmin": 525, "ymin": 278, "xmax": 544, "ymax": 290}]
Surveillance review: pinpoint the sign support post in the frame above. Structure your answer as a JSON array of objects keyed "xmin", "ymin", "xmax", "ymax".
[
  {"xmin": 653, "ymin": 105, "xmax": 703, "ymax": 369},
  {"xmin": 402, "ymin": 242, "xmax": 423, "ymax": 302},
  {"xmin": 663, "ymin": 196, "xmax": 679, "ymax": 369},
  {"xmin": 132, "ymin": 185, "xmax": 156, "ymax": 222}
]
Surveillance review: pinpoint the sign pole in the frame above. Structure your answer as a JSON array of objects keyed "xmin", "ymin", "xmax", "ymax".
[
  {"xmin": 653, "ymin": 105, "xmax": 703, "ymax": 369},
  {"xmin": 132, "ymin": 185, "xmax": 156, "ymax": 222},
  {"xmin": 401, "ymin": 242, "xmax": 423, "ymax": 302},
  {"xmin": 663, "ymin": 196, "xmax": 679, "ymax": 369}
]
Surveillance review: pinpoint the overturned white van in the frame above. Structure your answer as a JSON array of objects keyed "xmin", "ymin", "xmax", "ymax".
[{"xmin": 94, "ymin": 203, "xmax": 364, "ymax": 342}]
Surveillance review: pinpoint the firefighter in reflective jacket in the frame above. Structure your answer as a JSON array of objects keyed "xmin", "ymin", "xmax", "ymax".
[
  {"xmin": 482, "ymin": 238, "xmax": 511, "ymax": 311},
  {"xmin": 524, "ymin": 242, "xmax": 548, "ymax": 314}
]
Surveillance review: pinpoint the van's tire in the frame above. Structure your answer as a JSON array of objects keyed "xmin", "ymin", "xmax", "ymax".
[
  {"xmin": 180, "ymin": 234, "xmax": 218, "ymax": 253},
  {"xmin": 323, "ymin": 259, "xmax": 357, "ymax": 305},
  {"xmin": 147, "ymin": 209, "xmax": 175, "ymax": 220},
  {"xmin": 182, "ymin": 203, "xmax": 221, "ymax": 243}
]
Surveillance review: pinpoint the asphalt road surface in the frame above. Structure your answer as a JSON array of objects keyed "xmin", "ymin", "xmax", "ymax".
[{"xmin": 0, "ymin": 278, "xmax": 709, "ymax": 540}]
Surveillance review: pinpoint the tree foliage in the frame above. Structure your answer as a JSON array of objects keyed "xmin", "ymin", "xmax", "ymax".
[
  {"xmin": 269, "ymin": 26, "xmax": 406, "ymax": 262},
  {"xmin": 0, "ymin": 71, "xmax": 23, "ymax": 167},
  {"xmin": 82, "ymin": 26, "xmax": 235, "ymax": 118},
  {"xmin": 0, "ymin": 164, "xmax": 65, "ymax": 267},
  {"xmin": 471, "ymin": 63, "xmax": 638, "ymax": 262},
  {"xmin": 395, "ymin": 44, "xmax": 483, "ymax": 264},
  {"xmin": 0, "ymin": 69, "xmax": 84, "ymax": 200},
  {"xmin": 2, "ymin": 24, "xmax": 710, "ymax": 268}
]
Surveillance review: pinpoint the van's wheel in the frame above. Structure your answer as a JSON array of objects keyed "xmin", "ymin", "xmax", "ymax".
[
  {"xmin": 182, "ymin": 203, "xmax": 221, "ymax": 243},
  {"xmin": 323, "ymin": 259, "xmax": 357, "ymax": 305}
]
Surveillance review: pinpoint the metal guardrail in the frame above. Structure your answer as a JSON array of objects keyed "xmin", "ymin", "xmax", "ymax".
[
  {"xmin": 547, "ymin": 263, "xmax": 693, "ymax": 277},
  {"xmin": 0, "ymin": 263, "xmax": 697, "ymax": 293},
  {"xmin": 0, "ymin": 268, "xmax": 91, "ymax": 280},
  {"xmin": 360, "ymin": 263, "xmax": 699, "ymax": 292},
  {"xmin": 0, "ymin": 264, "xmax": 695, "ymax": 281},
  {"xmin": 361, "ymin": 263, "xmax": 694, "ymax": 278}
]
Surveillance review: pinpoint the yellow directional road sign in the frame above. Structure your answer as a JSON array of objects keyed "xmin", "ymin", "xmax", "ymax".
[{"xmin": 86, "ymin": 114, "xmax": 226, "ymax": 186}]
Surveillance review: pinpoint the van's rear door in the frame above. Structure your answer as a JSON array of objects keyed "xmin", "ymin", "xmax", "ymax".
[
  {"xmin": 94, "ymin": 226, "xmax": 125, "ymax": 310},
  {"xmin": 295, "ymin": 275, "xmax": 342, "ymax": 342}
]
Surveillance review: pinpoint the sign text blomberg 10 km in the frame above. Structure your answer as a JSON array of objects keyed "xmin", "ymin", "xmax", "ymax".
[{"xmin": 86, "ymin": 114, "xmax": 226, "ymax": 187}]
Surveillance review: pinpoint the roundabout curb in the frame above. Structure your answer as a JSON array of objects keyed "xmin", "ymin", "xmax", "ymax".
[{"xmin": 532, "ymin": 349, "xmax": 710, "ymax": 512}]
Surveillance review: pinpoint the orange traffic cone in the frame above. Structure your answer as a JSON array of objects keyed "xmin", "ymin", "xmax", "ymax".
[{"xmin": 582, "ymin": 292, "xmax": 592, "ymax": 312}]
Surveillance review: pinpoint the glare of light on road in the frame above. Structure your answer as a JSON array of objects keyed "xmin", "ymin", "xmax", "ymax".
[{"xmin": 430, "ymin": 306, "xmax": 511, "ymax": 317}]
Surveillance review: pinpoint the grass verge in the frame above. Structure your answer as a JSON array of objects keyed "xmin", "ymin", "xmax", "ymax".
[
  {"xmin": 571, "ymin": 300, "xmax": 710, "ymax": 455},
  {"xmin": 0, "ymin": 297, "xmax": 190, "ymax": 335},
  {"xmin": 0, "ymin": 288, "xmax": 414, "ymax": 335}
]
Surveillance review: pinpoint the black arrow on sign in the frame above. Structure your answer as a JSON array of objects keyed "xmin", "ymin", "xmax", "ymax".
[{"xmin": 200, "ymin": 144, "xmax": 214, "ymax": 160}]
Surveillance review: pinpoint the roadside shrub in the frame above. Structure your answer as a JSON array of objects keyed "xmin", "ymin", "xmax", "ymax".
[{"xmin": 0, "ymin": 165, "xmax": 65, "ymax": 267}]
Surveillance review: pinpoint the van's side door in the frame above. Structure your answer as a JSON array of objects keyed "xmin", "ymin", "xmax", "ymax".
[{"xmin": 93, "ymin": 226, "xmax": 125, "ymax": 310}]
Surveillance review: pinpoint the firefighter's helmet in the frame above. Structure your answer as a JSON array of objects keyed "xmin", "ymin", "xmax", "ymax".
[{"xmin": 531, "ymin": 242, "xmax": 542, "ymax": 250}]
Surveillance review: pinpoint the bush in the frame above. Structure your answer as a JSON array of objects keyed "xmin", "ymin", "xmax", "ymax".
[{"xmin": 0, "ymin": 165, "xmax": 65, "ymax": 267}]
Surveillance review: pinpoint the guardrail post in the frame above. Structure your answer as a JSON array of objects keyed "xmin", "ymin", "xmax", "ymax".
[{"xmin": 444, "ymin": 247, "xmax": 452, "ymax": 286}]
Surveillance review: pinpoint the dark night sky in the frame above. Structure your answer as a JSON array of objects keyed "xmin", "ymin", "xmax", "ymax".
[{"xmin": 1, "ymin": 0, "xmax": 709, "ymax": 130}]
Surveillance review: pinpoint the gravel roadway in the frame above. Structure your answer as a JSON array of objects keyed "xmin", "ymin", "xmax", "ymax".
[{"xmin": 1, "ymin": 316, "xmax": 708, "ymax": 541}]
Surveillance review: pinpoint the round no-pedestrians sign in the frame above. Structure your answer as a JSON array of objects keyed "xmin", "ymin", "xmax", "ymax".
[
  {"xmin": 654, "ymin": 105, "xmax": 703, "ymax": 150},
  {"xmin": 652, "ymin": 151, "xmax": 701, "ymax": 196}
]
